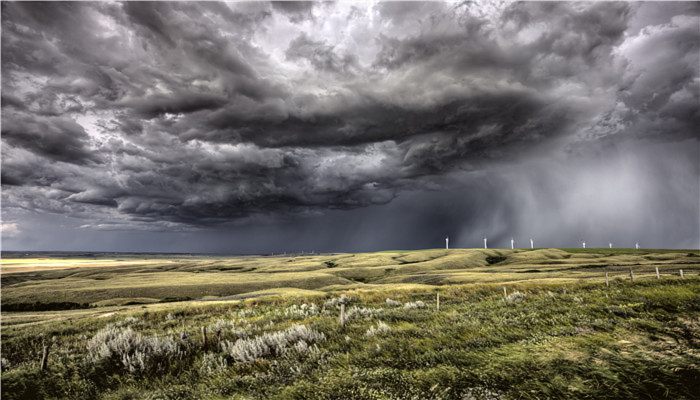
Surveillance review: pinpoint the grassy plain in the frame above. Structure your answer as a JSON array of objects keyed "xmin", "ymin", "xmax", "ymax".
[{"xmin": 1, "ymin": 248, "xmax": 699, "ymax": 399}]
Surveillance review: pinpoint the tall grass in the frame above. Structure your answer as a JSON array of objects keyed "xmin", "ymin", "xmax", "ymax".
[{"xmin": 1, "ymin": 273, "xmax": 698, "ymax": 399}]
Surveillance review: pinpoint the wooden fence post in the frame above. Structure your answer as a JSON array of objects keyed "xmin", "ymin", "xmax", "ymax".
[
  {"xmin": 680, "ymin": 269, "xmax": 684, "ymax": 279},
  {"xmin": 655, "ymin": 266, "xmax": 660, "ymax": 279},
  {"xmin": 339, "ymin": 303, "xmax": 346, "ymax": 327},
  {"xmin": 201, "ymin": 326, "xmax": 208, "ymax": 348},
  {"xmin": 502, "ymin": 286, "xmax": 508, "ymax": 299},
  {"xmin": 629, "ymin": 268, "xmax": 634, "ymax": 283},
  {"xmin": 436, "ymin": 292, "xmax": 440, "ymax": 311},
  {"xmin": 605, "ymin": 271, "xmax": 609, "ymax": 287},
  {"xmin": 40, "ymin": 338, "xmax": 51, "ymax": 371}
]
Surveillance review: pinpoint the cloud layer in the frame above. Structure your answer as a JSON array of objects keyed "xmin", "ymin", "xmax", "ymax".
[{"xmin": 1, "ymin": 1, "xmax": 698, "ymax": 250}]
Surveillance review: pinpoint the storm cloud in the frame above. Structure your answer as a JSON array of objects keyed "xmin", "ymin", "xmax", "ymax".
[{"xmin": 1, "ymin": 1, "xmax": 698, "ymax": 251}]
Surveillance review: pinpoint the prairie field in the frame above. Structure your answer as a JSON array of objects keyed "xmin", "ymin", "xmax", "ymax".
[{"xmin": 1, "ymin": 248, "xmax": 699, "ymax": 399}]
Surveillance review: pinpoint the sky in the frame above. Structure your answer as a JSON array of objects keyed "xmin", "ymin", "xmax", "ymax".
[{"xmin": 1, "ymin": 1, "xmax": 699, "ymax": 253}]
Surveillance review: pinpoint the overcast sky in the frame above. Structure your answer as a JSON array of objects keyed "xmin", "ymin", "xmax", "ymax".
[{"xmin": 2, "ymin": 1, "xmax": 699, "ymax": 253}]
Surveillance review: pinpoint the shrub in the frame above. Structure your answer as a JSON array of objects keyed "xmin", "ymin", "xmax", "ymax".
[
  {"xmin": 505, "ymin": 291, "xmax": 526, "ymax": 303},
  {"xmin": 403, "ymin": 301, "xmax": 426, "ymax": 309},
  {"xmin": 282, "ymin": 303, "xmax": 320, "ymax": 318},
  {"xmin": 385, "ymin": 298, "xmax": 402, "ymax": 307},
  {"xmin": 324, "ymin": 260, "xmax": 337, "ymax": 268},
  {"xmin": 86, "ymin": 325, "xmax": 183, "ymax": 374},
  {"xmin": 220, "ymin": 324, "xmax": 324, "ymax": 362},
  {"xmin": 293, "ymin": 340, "xmax": 319, "ymax": 355},
  {"xmin": 323, "ymin": 295, "xmax": 353, "ymax": 308},
  {"xmin": 209, "ymin": 319, "xmax": 235, "ymax": 333},
  {"xmin": 346, "ymin": 306, "xmax": 384, "ymax": 320},
  {"xmin": 365, "ymin": 321, "xmax": 391, "ymax": 337}
]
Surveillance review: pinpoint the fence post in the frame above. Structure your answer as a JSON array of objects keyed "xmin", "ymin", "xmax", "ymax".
[
  {"xmin": 40, "ymin": 338, "xmax": 51, "ymax": 371},
  {"xmin": 655, "ymin": 266, "xmax": 660, "ymax": 279},
  {"xmin": 436, "ymin": 292, "xmax": 440, "ymax": 311},
  {"xmin": 680, "ymin": 269, "xmax": 684, "ymax": 279},
  {"xmin": 201, "ymin": 326, "xmax": 208, "ymax": 348},
  {"xmin": 339, "ymin": 303, "xmax": 346, "ymax": 327},
  {"xmin": 629, "ymin": 268, "xmax": 634, "ymax": 283},
  {"xmin": 605, "ymin": 271, "xmax": 609, "ymax": 287},
  {"xmin": 502, "ymin": 286, "xmax": 507, "ymax": 299}
]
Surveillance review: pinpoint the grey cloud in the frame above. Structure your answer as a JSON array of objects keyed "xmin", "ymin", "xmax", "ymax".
[
  {"xmin": 286, "ymin": 33, "xmax": 360, "ymax": 75},
  {"xmin": 121, "ymin": 1, "xmax": 178, "ymax": 47},
  {"xmin": 67, "ymin": 189, "xmax": 119, "ymax": 207},
  {"xmin": 1, "ymin": 94, "xmax": 25, "ymax": 110},
  {"xmin": 0, "ymin": 1, "xmax": 698, "ymax": 249},
  {"xmin": 121, "ymin": 92, "xmax": 229, "ymax": 119},
  {"xmin": 1, "ymin": 113, "xmax": 99, "ymax": 165},
  {"xmin": 615, "ymin": 14, "xmax": 699, "ymax": 140},
  {"xmin": 190, "ymin": 86, "xmax": 560, "ymax": 153},
  {"xmin": 271, "ymin": 1, "xmax": 315, "ymax": 23},
  {"xmin": 375, "ymin": 1, "xmax": 448, "ymax": 25}
]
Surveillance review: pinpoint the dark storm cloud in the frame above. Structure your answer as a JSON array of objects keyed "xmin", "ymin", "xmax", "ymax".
[
  {"xmin": 1, "ymin": 1, "xmax": 698, "ymax": 247},
  {"xmin": 122, "ymin": 92, "xmax": 229, "ymax": 119},
  {"xmin": 1, "ymin": 113, "xmax": 99, "ymax": 165},
  {"xmin": 615, "ymin": 13, "xmax": 699, "ymax": 141},
  {"xmin": 194, "ymin": 88, "xmax": 556, "ymax": 148}
]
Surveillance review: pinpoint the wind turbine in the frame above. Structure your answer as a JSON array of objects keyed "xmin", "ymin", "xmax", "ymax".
[
  {"xmin": 609, "ymin": 242, "xmax": 613, "ymax": 249},
  {"xmin": 445, "ymin": 236, "xmax": 449, "ymax": 250},
  {"xmin": 510, "ymin": 238, "xmax": 515, "ymax": 250},
  {"xmin": 483, "ymin": 237, "xmax": 488, "ymax": 249},
  {"xmin": 635, "ymin": 242, "xmax": 640, "ymax": 250},
  {"xmin": 582, "ymin": 240, "xmax": 586, "ymax": 249},
  {"xmin": 530, "ymin": 238, "xmax": 534, "ymax": 249}
]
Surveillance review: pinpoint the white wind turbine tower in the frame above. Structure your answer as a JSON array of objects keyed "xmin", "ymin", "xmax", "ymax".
[
  {"xmin": 582, "ymin": 240, "xmax": 586, "ymax": 249},
  {"xmin": 483, "ymin": 237, "xmax": 488, "ymax": 249},
  {"xmin": 445, "ymin": 236, "xmax": 449, "ymax": 250},
  {"xmin": 530, "ymin": 238, "xmax": 534, "ymax": 249},
  {"xmin": 609, "ymin": 242, "xmax": 613, "ymax": 249},
  {"xmin": 635, "ymin": 242, "xmax": 640, "ymax": 250},
  {"xmin": 510, "ymin": 238, "xmax": 515, "ymax": 250}
]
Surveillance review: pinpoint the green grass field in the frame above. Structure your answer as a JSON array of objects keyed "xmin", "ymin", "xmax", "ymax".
[{"xmin": 1, "ymin": 248, "xmax": 699, "ymax": 399}]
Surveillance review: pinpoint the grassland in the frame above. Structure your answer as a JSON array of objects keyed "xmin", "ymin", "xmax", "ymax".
[{"xmin": 1, "ymin": 248, "xmax": 699, "ymax": 399}]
